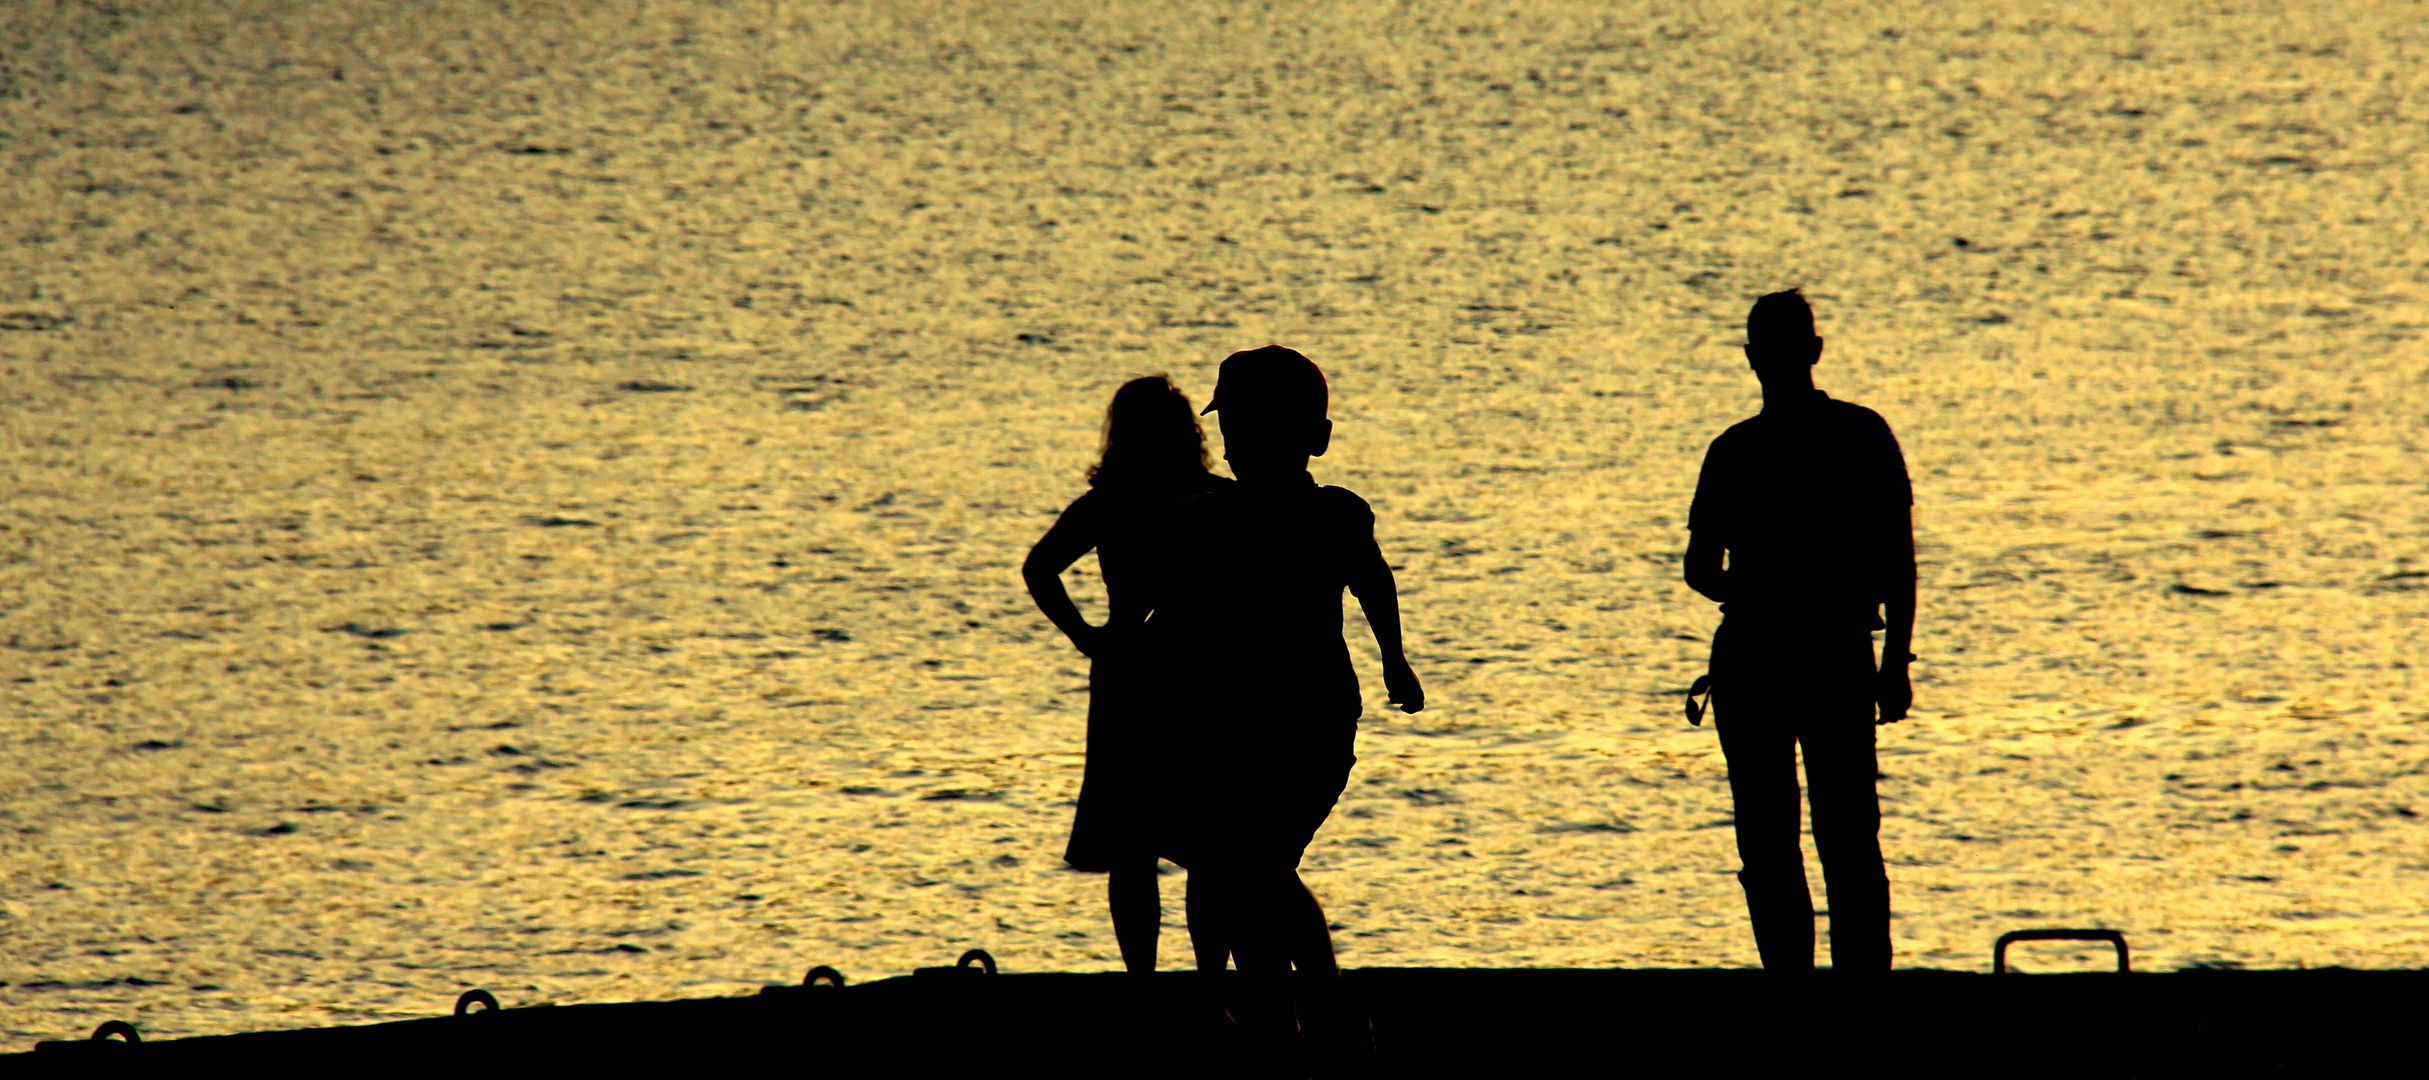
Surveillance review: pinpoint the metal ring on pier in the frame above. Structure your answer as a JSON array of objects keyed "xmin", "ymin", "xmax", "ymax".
[
  {"xmin": 1993, "ymin": 929, "xmax": 2130, "ymax": 974},
  {"xmin": 455, "ymin": 988, "xmax": 502, "ymax": 1015},
  {"xmin": 957, "ymin": 949, "xmax": 997, "ymax": 975},
  {"xmin": 802, "ymin": 965, "xmax": 846, "ymax": 989},
  {"xmin": 90, "ymin": 1021, "xmax": 140, "ymax": 1044}
]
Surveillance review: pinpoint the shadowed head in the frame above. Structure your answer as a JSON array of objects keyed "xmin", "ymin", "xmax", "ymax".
[
  {"xmin": 1203, "ymin": 345, "xmax": 1328, "ymax": 420},
  {"xmin": 1087, "ymin": 374, "xmax": 1212, "ymax": 489},
  {"xmin": 1743, "ymin": 288, "xmax": 1825, "ymax": 378},
  {"xmin": 1203, "ymin": 345, "xmax": 1333, "ymax": 477}
]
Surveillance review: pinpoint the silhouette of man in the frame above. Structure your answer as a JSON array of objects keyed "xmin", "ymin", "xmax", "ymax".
[
  {"xmin": 1145, "ymin": 345, "xmax": 1422, "ymax": 1061},
  {"xmin": 1685, "ymin": 290, "xmax": 1915, "ymax": 973}
]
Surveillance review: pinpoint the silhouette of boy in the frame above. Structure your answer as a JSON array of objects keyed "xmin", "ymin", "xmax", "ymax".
[
  {"xmin": 1685, "ymin": 290, "xmax": 1915, "ymax": 973},
  {"xmin": 1146, "ymin": 345, "xmax": 1422, "ymax": 1059}
]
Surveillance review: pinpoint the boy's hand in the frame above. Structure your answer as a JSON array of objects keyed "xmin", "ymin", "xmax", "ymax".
[
  {"xmin": 1384, "ymin": 659, "xmax": 1424, "ymax": 714},
  {"xmin": 1875, "ymin": 662, "xmax": 1911, "ymax": 724}
]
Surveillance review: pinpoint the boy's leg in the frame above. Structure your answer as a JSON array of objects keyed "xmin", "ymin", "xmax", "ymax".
[
  {"xmin": 1109, "ymin": 859, "xmax": 1161, "ymax": 974},
  {"xmin": 1184, "ymin": 866, "xmax": 1230, "ymax": 980},
  {"xmin": 1222, "ymin": 865, "xmax": 1302, "ymax": 1056},
  {"xmin": 1285, "ymin": 874, "xmax": 1338, "ymax": 980},
  {"xmin": 1272, "ymin": 745, "xmax": 1360, "ymax": 1058},
  {"xmin": 1286, "ymin": 872, "xmax": 1376, "ymax": 1067},
  {"xmin": 1280, "ymin": 742, "xmax": 1354, "ymax": 985}
]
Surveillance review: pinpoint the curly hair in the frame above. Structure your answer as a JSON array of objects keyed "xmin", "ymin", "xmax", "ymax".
[{"xmin": 1086, "ymin": 374, "xmax": 1214, "ymax": 488}]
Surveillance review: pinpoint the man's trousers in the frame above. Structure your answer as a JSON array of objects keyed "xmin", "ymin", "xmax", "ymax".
[{"xmin": 1711, "ymin": 621, "xmax": 1891, "ymax": 972}]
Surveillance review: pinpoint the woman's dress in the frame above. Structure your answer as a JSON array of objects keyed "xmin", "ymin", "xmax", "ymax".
[{"xmin": 1059, "ymin": 475, "xmax": 1225, "ymax": 871}]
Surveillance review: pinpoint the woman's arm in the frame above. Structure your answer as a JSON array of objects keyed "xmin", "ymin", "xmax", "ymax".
[{"xmin": 1021, "ymin": 498, "xmax": 1103, "ymax": 658}]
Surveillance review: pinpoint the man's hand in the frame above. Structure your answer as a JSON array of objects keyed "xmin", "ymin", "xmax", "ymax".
[
  {"xmin": 1384, "ymin": 659, "xmax": 1425, "ymax": 714},
  {"xmin": 1875, "ymin": 661, "xmax": 1912, "ymax": 724}
]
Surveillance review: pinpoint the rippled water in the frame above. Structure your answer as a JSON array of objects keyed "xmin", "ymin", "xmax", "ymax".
[{"xmin": 5, "ymin": 0, "xmax": 2426, "ymax": 1043}]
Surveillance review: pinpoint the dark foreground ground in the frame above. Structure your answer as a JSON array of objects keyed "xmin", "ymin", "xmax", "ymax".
[{"xmin": 12, "ymin": 965, "xmax": 2418, "ymax": 1076}]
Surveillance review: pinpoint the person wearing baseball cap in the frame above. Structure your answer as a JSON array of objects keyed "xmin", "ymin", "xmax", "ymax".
[
  {"xmin": 1146, "ymin": 345, "xmax": 1422, "ymax": 1067},
  {"xmin": 1198, "ymin": 344, "xmax": 1330, "ymax": 420}
]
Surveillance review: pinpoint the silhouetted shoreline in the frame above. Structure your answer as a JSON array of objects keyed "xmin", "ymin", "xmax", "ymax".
[
  {"xmin": 18, "ymin": 963, "xmax": 2424, "ymax": 1075},
  {"xmin": 8, "ymin": 0, "xmax": 2427, "ymax": 1048}
]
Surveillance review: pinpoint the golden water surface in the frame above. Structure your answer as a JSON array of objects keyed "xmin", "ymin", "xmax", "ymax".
[{"xmin": 4, "ymin": 0, "xmax": 2427, "ymax": 1043}]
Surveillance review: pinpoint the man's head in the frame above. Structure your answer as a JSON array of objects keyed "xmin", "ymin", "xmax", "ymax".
[
  {"xmin": 1743, "ymin": 289, "xmax": 1824, "ymax": 383},
  {"xmin": 1202, "ymin": 345, "xmax": 1332, "ymax": 478}
]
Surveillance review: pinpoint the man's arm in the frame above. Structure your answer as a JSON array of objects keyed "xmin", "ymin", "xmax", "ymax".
[
  {"xmin": 1348, "ymin": 544, "xmax": 1423, "ymax": 714},
  {"xmin": 1684, "ymin": 436, "xmax": 1730, "ymax": 603},
  {"xmin": 1020, "ymin": 500, "xmax": 1103, "ymax": 658},
  {"xmin": 1876, "ymin": 507, "xmax": 1917, "ymax": 723},
  {"xmin": 1684, "ymin": 533, "xmax": 1728, "ymax": 603}
]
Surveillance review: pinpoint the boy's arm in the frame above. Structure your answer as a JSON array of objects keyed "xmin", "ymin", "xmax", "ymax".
[
  {"xmin": 1021, "ymin": 499, "xmax": 1104, "ymax": 658},
  {"xmin": 1346, "ymin": 531, "xmax": 1423, "ymax": 714}
]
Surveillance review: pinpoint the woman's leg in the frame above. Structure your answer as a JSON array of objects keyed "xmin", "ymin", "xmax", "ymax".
[{"xmin": 1109, "ymin": 859, "xmax": 1161, "ymax": 974}]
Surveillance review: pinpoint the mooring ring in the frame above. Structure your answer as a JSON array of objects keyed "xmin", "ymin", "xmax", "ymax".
[{"xmin": 1992, "ymin": 929, "xmax": 2130, "ymax": 974}]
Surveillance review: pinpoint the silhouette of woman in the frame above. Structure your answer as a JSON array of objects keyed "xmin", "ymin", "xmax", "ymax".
[{"xmin": 1023, "ymin": 375, "xmax": 1229, "ymax": 973}]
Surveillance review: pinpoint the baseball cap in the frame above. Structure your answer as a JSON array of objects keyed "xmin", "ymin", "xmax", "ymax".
[{"xmin": 1201, "ymin": 345, "xmax": 1328, "ymax": 418}]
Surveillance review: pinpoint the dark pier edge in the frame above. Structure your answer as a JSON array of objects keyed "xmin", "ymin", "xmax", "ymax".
[{"xmin": 11, "ymin": 965, "xmax": 2421, "ymax": 1074}]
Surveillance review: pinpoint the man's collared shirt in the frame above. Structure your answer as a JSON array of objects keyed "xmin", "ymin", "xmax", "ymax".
[{"xmin": 1689, "ymin": 389, "xmax": 1912, "ymax": 630}]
